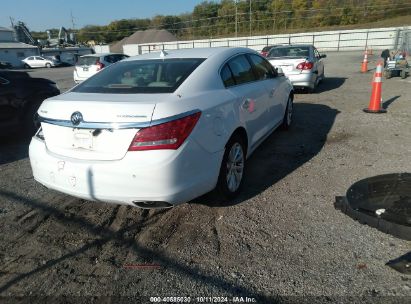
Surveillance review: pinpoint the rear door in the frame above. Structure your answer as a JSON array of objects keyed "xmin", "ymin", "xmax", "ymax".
[
  {"xmin": 248, "ymin": 54, "xmax": 285, "ymax": 127},
  {"xmin": 35, "ymin": 56, "xmax": 46, "ymax": 67},
  {"xmin": 221, "ymin": 54, "xmax": 270, "ymax": 147}
]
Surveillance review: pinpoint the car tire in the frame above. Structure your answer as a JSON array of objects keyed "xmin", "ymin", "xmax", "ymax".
[
  {"xmin": 280, "ymin": 95, "xmax": 293, "ymax": 130},
  {"xmin": 384, "ymin": 70, "xmax": 392, "ymax": 79},
  {"xmin": 45, "ymin": 63, "xmax": 51, "ymax": 68},
  {"xmin": 216, "ymin": 134, "xmax": 246, "ymax": 199},
  {"xmin": 24, "ymin": 63, "xmax": 31, "ymax": 69},
  {"xmin": 306, "ymin": 84, "xmax": 316, "ymax": 93},
  {"xmin": 401, "ymin": 70, "xmax": 407, "ymax": 79}
]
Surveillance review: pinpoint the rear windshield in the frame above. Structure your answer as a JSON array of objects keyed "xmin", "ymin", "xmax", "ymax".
[
  {"xmin": 77, "ymin": 56, "xmax": 99, "ymax": 66},
  {"xmin": 268, "ymin": 46, "xmax": 310, "ymax": 58},
  {"xmin": 72, "ymin": 58, "xmax": 205, "ymax": 94}
]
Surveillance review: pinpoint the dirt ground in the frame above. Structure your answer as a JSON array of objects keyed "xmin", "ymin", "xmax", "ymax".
[{"xmin": 0, "ymin": 52, "xmax": 410, "ymax": 304}]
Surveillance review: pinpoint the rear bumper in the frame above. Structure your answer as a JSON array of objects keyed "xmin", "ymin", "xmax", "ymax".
[
  {"xmin": 286, "ymin": 72, "xmax": 316, "ymax": 88},
  {"xmin": 73, "ymin": 70, "xmax": 93, "ymax": 83},
  {"xmin": 29, "ymin": 137, "xmax": 223, "ymax": 207}
]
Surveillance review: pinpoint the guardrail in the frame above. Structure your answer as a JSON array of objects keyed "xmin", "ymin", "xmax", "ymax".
[{"xmin": 122, "ymin": 26, "xmax": 408, "ymax": 55}]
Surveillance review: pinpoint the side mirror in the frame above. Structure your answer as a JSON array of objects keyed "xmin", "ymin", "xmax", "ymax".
[
  {"xmin": 276, "ymin": 67, "xmax": 284, "ymax": 77},
  {"xmin": 320, "ymin": 54, "xmax": 327, "ymax": 59}
]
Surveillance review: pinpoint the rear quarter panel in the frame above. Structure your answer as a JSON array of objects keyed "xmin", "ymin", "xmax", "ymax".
[{"xmin": 151, "ymin": 89, "xmax": 244, "ymax": 155}]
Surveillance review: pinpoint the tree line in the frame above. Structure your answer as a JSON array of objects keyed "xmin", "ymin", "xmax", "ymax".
[{"xmin": 32, "ymin": 0, "xmax": 411, "ymax": 44}]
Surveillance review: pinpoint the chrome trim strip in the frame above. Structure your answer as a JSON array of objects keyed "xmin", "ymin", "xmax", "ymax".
[{"xmin": 38, "ymin": 109, "xmax": 201, "ymax": 130}]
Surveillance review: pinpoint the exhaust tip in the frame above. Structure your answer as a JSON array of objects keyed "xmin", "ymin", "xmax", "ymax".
[{"xmin": 133, "ymin": 201, "xmax": 173, "ymax": 209}]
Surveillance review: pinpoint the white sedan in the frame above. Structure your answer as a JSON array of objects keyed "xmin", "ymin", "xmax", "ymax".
[
  {"xmin": 29, "ymin": 47, "xmax": 294, "ymax": 208},
  {"xmin": 22, "ymin": 56, "xmax": 57, "ymax": 68}
]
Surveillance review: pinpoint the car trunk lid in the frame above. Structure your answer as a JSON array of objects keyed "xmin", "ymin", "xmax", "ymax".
[
  {"xmin": 268, "ymin": 57, "xmax": 308, "ymax": 74},
  {"xmin": 39, "ymin": 93, "xmax": 158, "ymax": 161}
]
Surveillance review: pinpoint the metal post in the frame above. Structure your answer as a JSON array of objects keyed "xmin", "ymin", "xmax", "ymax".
[
  {"xmin": 365, "ymin": 31, "xmax": 369, "ymax": 50},
  {"xmin": 312, "ymin": 34, "xmax": 315, "ymax": 45},
  {"xmin": 249, "ymin": 0, "xmax": 252, "ymax": 37},
  {"xmin": 337, "ymin": 33, "xmax": 341, "ymax": 51}
]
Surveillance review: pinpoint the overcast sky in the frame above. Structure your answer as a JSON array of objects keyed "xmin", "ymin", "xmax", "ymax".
[{"xmin": 2, "ymin": 0, "xmax": 207, "ymax": 31}]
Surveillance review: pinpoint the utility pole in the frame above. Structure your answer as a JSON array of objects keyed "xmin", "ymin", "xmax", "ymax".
[
  {"xmin": 70, "ymin": 11, "xmax": 76, "ymax": 29},
  {"xmin": 235, "ymin": 0, "xmax": 238, "ymax": 37},
  {"xmin": 9, "ymin": 16, "xmax": 14, "ymax": 28},
  {"xmin": 273, "ymin": 0, "xmax": 277, "ymax": 34},
  {"xmin": 249, "ymin": 0, "xmax": 252, "ymax": 36}
]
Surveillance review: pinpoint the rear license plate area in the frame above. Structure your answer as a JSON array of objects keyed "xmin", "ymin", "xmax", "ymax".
[
  {"xmin": 280, "ymin": 65, "xmax": 293, "ymax": 72},
  {"xmin": 72, "ymin": 130, "xmax": 93, "ymax": 149}
]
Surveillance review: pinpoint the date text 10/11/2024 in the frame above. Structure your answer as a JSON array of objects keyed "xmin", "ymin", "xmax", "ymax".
[{"xmin": 149, "ymin": 296, "xmax": 257, "ymax": 303}]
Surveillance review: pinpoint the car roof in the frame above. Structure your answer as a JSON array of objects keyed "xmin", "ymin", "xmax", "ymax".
[
  {"xmin": 275, "ymin": 44, "xmax": 314, "ymax": 48},
  {"xmin": 123, "ymin": 47, "xmax": 258, "ymax": 61}
]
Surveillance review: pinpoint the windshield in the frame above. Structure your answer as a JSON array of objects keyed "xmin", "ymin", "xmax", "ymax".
[
  {"xmin": 72, "ymin": 58, "xmax": 205, "ymax": 94},
  {"xmin": 268, "ymin": 46, "xmax": 310, "ymax": 58}
]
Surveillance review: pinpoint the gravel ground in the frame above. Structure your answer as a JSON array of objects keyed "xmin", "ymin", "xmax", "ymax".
[{"xmin": 0, "ymin": 52, "xmax": 410, "ymax": 304}]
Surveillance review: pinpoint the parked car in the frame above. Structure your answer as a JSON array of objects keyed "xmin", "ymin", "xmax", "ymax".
[
  {"xmin": 0, "ymin": 61, "xmax": 12, "ymax": 69},
  {"xmin": 30, "ymin": 47, "xmax": 293, "ymax": 208},
  {"xmin": 267, "ymin": 44, "xmax": 326, "ymax": 92},
  {"xmin": 22, "ymin": 56, "xmax": 58, "ymax": 68},
  {"xmin": 73, "ymin": 53, "xmax": 129, "ymax": 83},
  {"xmin": 0, "ymin": 71, "xmax": 60, "ymax": 136},
  {"xmin": 44, "ymin": 56, "xmax": 64, "ymax": 67},
  {"xmin": 260, "ymin": 45, "xmax": 279, "ymax": 57}
]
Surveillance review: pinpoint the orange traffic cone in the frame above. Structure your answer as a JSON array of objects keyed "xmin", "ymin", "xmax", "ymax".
[
  {"xmin": 364, "ymin": 62, "xmax": 386, "ymax": 114},
  {"xmin": 361, "ymin": 52, "xmax": 368, "ymax": 73}
]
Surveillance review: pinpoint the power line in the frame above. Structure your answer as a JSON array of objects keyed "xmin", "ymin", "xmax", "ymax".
[{"xmin": 74, "ymin": 3, "xmax": 411, "ymax": 36}]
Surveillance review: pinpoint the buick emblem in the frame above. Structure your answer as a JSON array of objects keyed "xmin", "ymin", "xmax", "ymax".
[{"xmin": 71, "ymin": 111, "xmax": 83, "ymax": 126}]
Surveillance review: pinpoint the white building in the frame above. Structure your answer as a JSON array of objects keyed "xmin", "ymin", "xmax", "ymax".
[{"xmin": 0, "ymin": 26, "xmax": 39, "ymax": 67}]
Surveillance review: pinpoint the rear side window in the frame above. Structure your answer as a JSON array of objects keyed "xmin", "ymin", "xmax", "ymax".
[
  {"xmin": 314, "ymin": 48, "xmax": 320, "ymax": 59},
  {"xmin": 248, "ymin": 54, "xmax": 277, "ymax": 80},
  {"xmin": 220, "ymin": 64, "xmax": 235, "ymax": 87},
  {"xmin": 72, "ymin": 58, "xmax": 205, "ymax": 94},
  {"xmin": 77, "ymin": 56, "xmax": 98, "ymax": 66},
  {"xmin": 268, "ymin": 46, "xmax": 310, "ymax": 58},
  {"xmin": 105, "ymin": 54, "xmax": 129, "ymax": 63},
  {"xmin": 227, "ymin": 55, "xmax": 256, "ymax": 85}
]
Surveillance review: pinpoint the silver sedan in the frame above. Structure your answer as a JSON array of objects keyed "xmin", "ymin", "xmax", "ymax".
[{"xmin": 267, "ymin": 44, "xmax": 326, "ymax": 92}]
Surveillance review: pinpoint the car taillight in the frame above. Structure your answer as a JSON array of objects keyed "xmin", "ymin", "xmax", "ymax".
[
  {"xmin": 296, "ymin": 61, "xmax": 314, "ymax": 70},
  {"xmin": 128, "ymin": 112, "xmax": 201, "ymax": 151},
  {"xmin": 96, "ymin": 60, "xmax": 105, "ymax": 71}
]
